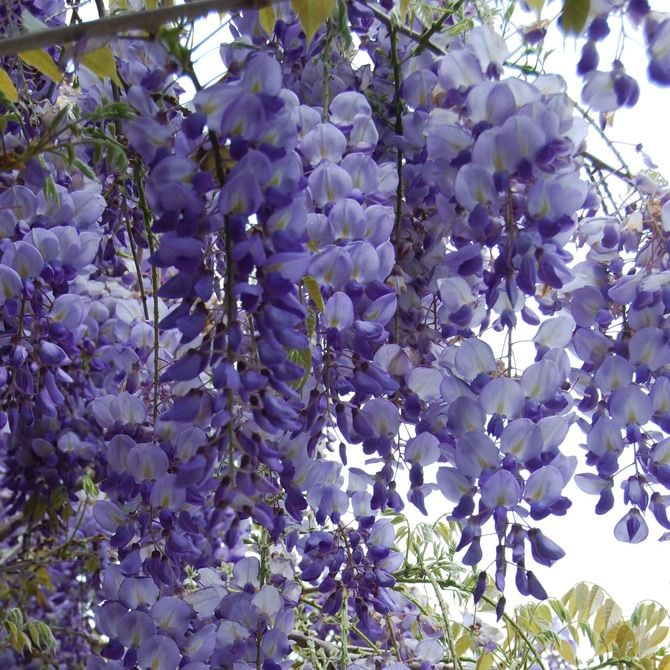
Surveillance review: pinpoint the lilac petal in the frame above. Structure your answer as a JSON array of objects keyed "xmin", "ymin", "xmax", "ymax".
[
  {"xmin": 527, "ymin": 571, "xmax": 548, "ymax": 600},
  {"xmin": 2, "ymin": 241, "xmax": 44, "ymax": 278},
  {"xmin": 0, "ymin": 265, "xmax": 23, "ymax": 305},
  {"xmin": 454, "ymin": 339, "xmax": 496, "ymax": 382},
  {"xmin": 436, "ymin": 467, "xmax": 475, "ymax": 502},
  {"xmin": 220, "ymin": 91, "xmax": 265, "ymax": 140},
  {"xmin": 96, "ymin": 601, "xmax": 127, "ymax": 638},
  {"xmin": 455, "ymin": 431, "xmax": 500, "ymax": 477},
  {"xmin": 629, "ymin": 327, "xmax": 670, "ymax": 371},
  {"xmin": 407, "ymin": 367, "xmax": 443, "ymax": 402},
  {"xmin": 533, "ymin": 315, "xmax": 575, "ymax": 348},
  {"xmin": 374, "ymin": 344, "xmax": 411, "ymax": 376},
  {"xmin": 300, "ymin": 123, "xmax": 347, "ymax": 166},
  {"xmin": 528, "ymin": 528, "xmax": 565, "ymax": 566},
  {"xmin": 308, "ymin": 163, "xmax": 353, "ymax": 207},
  {"xmin": 520, "ymin": 359, "xmax": 561, "ymax": 403},
  {"xmin": 308, "ymin": 246, "xmax": 353, "ymax": 290},
  {"xmin": 137, "ymin": 634, "xmax": 181, "ymax": 670},
  {"xmin": 582, "ymin": 71, "xmax": 618, "ymax": 112},
  {"xmin": 93, "ymin": 500, "xmax": 127, "ymax": 533},
  {"xmin": 416, "ymin": 639, "xmax": 444, "ymax": 663},
  {"xmin": 613, "ymin": 508, "xmax": 649, "ymax": 544},
  {"xmin": 182, "ymin": 624, "xmax": 216, "ymax": 662},
  {"xmin": 575, "ymin": 473, "xmax": 612, "ymax": 495},
  {"xmin": 405, "ymin": 432, "xmax": 440, "ymax": 465},
  {"xmin": 438, "ymin": 50, "xmax": 482, "ymax": 90},
  {"xmin": 480, "ymin": 469, "xmax": 521, "ymax": 509},
  {"xmin": 49, "ymin": 293, "xmax": 89, "ymax": 330},
  {"xmin": 110, "ymin": 392, "xmax": 147, "ymax": 425},
  {"xmin": 149, "ymin": 474, "xmax": 186, "ymax": 511},
  {"xmin": 571, "ymin": 286, "xmax": 606, "ymax": 327},
  {"xmin": 218, "ymin": 170, "xmax": 263, "ymax": 216},
  {"xmin": 342, "ymin": 153, "xmax": 379, "ymax": 194},
  {"xmin": 363, "ymin": 293, "xmax": 397, "ymax": 324},
  {"xmin": 594, "ymin": 354, "xmax": 634, "ymax": 393},
  {"xmin": 106, "ymin": 434, "xmax": 134, "ymax": 473},
  {"xmin": 241, "ymin": 52, "xmax": 282, "ymax": 96},
  {"xmin": 500, "ymin": 419, "xmax": 543, "ymax": 462},
  {"xmin": 38, "ymin": 341, "xmax": 70, "ymax": 366},
  {"xmin": 126, "ymin": 444, "xmax": 169, "ymax": 482},
  {"xmin": 127, "ymin": 117, "xmax": 171, "ymax": 163},
  {"xmin": 329, "ymin": 91, "xmax": 372, "ymax": 126},
  {"xmin": 609, "ymin": 386, "xmax": 652, "ymax": 426},
  {"xmin": 252, "ymin": 585, "xmax": 284, "ymax": 620},
  {"xmin": 324, "ymin": 292, "xmax": 354, "ymax": 329},
  {"xmin": 265, "ymin": 252, "xmax": 310, "ymax": 283},
  {"xmin": 329, "ymin": 198, "xmax": 365, "ymax": 240},
  {"xmin": 538, "ymin": 415, "xmax": 571, "ymax": 452},
  {"xmin": 479, "ymin": 378, "xmax": 524, "ymax": 418},
  {"xmin": 454, "ymin": 164, "xmax": 497, "ymax": 211},
  {"xmin": 0, "ymin": 185, "xmax": 37, "ymax": 225},
  {"xmin": 24, "ymin": 227, "xmax": 60, "ymax": 262},
  {"xmin": 233, "ymin": 556, "xmax": 260, "ymax": 589},
  {"xmin": 119, "ymin": 577, "xmax": 160, "ymax": 609},
  {"xmin": 349, "ymin": 114, "xmax": 379, "ymax": 150},
  {"xmin": 360, "ymin": 398, "xmax": 400, "ymax": 436},
  {"xmin": 586, "ymin": 417, "xmax": 623, "ymax": 456},
  {"xmin": 524, "ymin": 466, "xmax": 563, "ymax": 505},
  {"xmin": 117, "ymin": 611, "xmax": 156, "ymax": 648},
  {"xmin": 151, "ymin": 596, "xmax": 191, "ymax": 636},
  {"xmin": 347, "ymin": 240, "xmax": 386, "ymax": 284}
]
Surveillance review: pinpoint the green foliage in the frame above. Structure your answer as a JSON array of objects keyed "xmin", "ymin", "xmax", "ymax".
[{"xmin": 560, "ymin": 0, "xmax": 591, "ymax": 34}]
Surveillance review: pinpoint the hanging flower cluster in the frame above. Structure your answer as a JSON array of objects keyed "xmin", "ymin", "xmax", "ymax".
[{"xmin": 2, "ymin": 0, "xmax": 670, "ymax": 667}]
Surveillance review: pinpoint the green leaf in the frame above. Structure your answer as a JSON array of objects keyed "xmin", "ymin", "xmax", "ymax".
[
  {"xmin": 0, "ymin": 68, "xmax": 18, "ymax": 103},
  {"xmin": 525, "ymin": 0, "xmax": 545, "ymax": 12},
  {"xmin": 26, "ymin": 622, "xmax": 41, "ymax": 648},
  {"xmin": 594, "ymin": 598, "xmax": 622, "ymax": 635},
  {"xmin": 303, "ymin": 276, "xmax": 325, "ymax": 312},
  {"xmin": 19, "ymin": 49, "xmax": 62, "ymax": 83},
  {"xmin": 259, "ymin": 6, "xmax": 276, "ymax": 35},
  {"xmin": 5, "ymin": 608, "xmax": 24, "ymax": 628},
  {"xmin": 288, "ymin": 348, "xmax": 311, "ymax": 389},
  {"xmin": 81, "ymin": 46, "xmax": 122, "ymax": 87},
  {"xmin": 476, "ymin": 652, "xmax": 494, "ymax": 670},
  {"xmin": 50, "ymin": 484, "xmax": 68, "ymax": 510},
  {"xmin": 82, "ymin": 474, "xmax": 99, "ymax": 498},
  {"xmin": 74, "ymin": 158, "xmax": 97, "ymax": 180},
  {"xmin": 454, "ymin": 635, "xmax": 471, "ymax": 656},
  {"xmin": 291, "ymin": 0, "xmax": 335, "ymax": 46},
  {"xmin": 399, "ymin": 0, "xmax": 410, "ymax": 20},
  {"xmin": 557, "ymin": 638, "xmax": 576, "ymax": 665},
  {"xmin": 559, "ymin": 0, "xmax": 590, "ymax": 34}
]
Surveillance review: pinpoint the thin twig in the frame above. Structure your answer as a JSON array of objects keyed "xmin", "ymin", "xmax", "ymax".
[{"xmin": 0, "ymin": 0, "xmax": 279, "ymax": 56}]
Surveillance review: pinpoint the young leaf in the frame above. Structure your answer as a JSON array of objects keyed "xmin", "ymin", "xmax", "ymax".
[
  {"xmin": 291, "ymin": 0, "xmax": 335, "ymax": 46},
  {"xmin": 19, "ymin": 49, "xmax": 62, "ymax": 83},
  {"xmin": 259, "ymin": 6, "xmax": 276, "ymax": 35},
  {"xmin": 526, "ymin": 0, "xmax": 545, "ymax": 12},
  {"xmin": 0, "ymin": 68, "xmax": 18, "ymax": 103},
  {"xmin": 303, "ymin": 275, "xmax": 325, "ymax": 312},
  {"xmin": 559, "ymin": 0, "xmax": 590, "ymax": 34},
  {"xmin": 81, "ymin": 47, "xmax": 122, "ymax": 87}
]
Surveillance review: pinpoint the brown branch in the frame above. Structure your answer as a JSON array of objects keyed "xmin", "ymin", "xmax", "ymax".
[{"xmin": 0, "ymin": 0, "xmax": 282, "ymax": 57}]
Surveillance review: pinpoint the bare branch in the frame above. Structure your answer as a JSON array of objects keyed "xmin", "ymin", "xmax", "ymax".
[{"xmin": 0, "ymin": 0, "xmax": 280, "ymax": 57}]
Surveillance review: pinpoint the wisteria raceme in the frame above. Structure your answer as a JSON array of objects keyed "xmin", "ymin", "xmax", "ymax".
[{"xmin": 2, "ymin": 0, "xmax": 670, "ymax": 667}]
